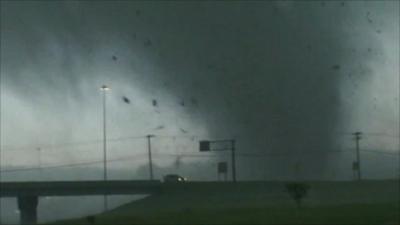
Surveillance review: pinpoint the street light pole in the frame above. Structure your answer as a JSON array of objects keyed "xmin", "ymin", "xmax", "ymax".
[
  {"xmin": 100, "ymin": 85, "xmax": 110, "ymax": 211},
  {"xmin": 146, "ymin": 135, "xmax": 155, "ymax": 180}
]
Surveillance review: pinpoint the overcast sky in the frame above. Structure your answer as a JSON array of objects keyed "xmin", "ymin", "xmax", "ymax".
[{"xmin": 0, "ymin": 0, "xmax": 399, "ymax": 182}]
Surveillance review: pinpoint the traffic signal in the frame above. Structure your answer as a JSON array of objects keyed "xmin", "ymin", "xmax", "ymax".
[{"xmin": 199, "ymin": 140, "xmax": 210, "ymax": 151}]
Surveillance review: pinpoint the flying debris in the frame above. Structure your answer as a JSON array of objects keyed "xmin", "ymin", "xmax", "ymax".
[
  {"xmin": 155, "ymin": 125, "xmax": 165, "ymax": 130},
  {"xmin": 122, "ymin": 96, "xmax": 130, "ymax": 104},
  {"xmin": 180, "ymin": 128, "xmax": 188, "ymax": 133},
  {"xmin": 190, "ymin": 97, "xmax": 198, "ymax": 105},
  {"xmin": 180, "ymin": 99, "xmax": 185, "ymax": 106},
  {"xmin": 112, "ymin": 55, "xmax": 118, "ymax": 61},
  {"xmin": 331, "ymin": 65, "xmax": 341, "ymax": 70},
  {"xmin": 144, "ymin": 38, "xmax": 152, "ymax": 47},
  {"xmin": 225, "ymin": 99, "xmax": 233, "ymax": 108},
  {"xmin": 152, "ymin": 99, "xmax": 158, "ymax": 107},
  {"xmin": 207, "ymin": 64, "xmax": 215, "ymax": 70},
  {"xmin": 366, "ymin": 12, "xmax": 373, "ymax": 23},
  {"xmin": 206, "ymin": 64, "xmax": 226, "ymax": 72}
]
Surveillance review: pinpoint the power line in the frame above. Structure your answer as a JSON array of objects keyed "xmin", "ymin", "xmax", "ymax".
[
  {"xmin": 1, "ymin": 135, "xmax": 148, "ymax": 152},
  {"xmin": 360, "ymin": 149, "xmax": 399, "ymax": 155},
  {"xmin": 1, "ymin": 149, "xmax": 397, "ymax": 174},
  {"xmin": 339, "ymin": 132, "xmax": 398, "ymax": 138},
  {"xmin": 0, "ymin": 154, "xmax": 149, "ymax": 173},
  {"xmin": 363, "ymin": 133, "xmax": 398, "ymax": 138},
  {"xmin": 2, "ymin": 132, "xmax": 398, "ymax": 153},
  {"xmin": 0, "ymin": 134, "xmax": 204, "ymax": 152}
]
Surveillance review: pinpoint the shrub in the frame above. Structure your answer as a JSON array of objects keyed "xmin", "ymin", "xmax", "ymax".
[{"xmin": 285, "ymin": 182, "xmax": 310, "ymax": 208}]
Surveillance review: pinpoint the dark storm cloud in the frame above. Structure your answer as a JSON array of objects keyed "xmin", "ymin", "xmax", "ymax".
[{"xmin": 1, "ymin": 1, "xmax": 396, "ymax": 180}]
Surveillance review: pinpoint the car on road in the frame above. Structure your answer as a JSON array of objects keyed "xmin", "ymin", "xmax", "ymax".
[{"xmin": 163, "ymin": 174, "xmax": 187, "ymax": 183}]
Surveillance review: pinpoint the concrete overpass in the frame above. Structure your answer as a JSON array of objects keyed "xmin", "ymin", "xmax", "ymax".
[{"xmin": 0, "ymin": 180, "xmax": 162, "ymax": 224}]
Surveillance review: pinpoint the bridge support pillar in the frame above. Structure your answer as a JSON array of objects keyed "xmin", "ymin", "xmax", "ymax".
[{"xmin": 17, "ymin": 196, "xmax": 38, "ymax": 225}]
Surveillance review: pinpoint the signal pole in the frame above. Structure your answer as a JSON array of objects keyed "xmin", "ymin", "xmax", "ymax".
[
  {"xmin": 352, "ymin": 132, "xmax": 362, "ymax": 180},
  {"xmin": 147, "ymin": 135, "xmax": 155, "ymax": 180},
  {"xmin": 200, "ymin": 139, "xmax": 237, "ymax": 182}
]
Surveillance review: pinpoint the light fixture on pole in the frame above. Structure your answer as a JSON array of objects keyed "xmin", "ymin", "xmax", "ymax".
[{"xmin": 100, "ymin": 84, "xmax": 110, "ymax": 211}]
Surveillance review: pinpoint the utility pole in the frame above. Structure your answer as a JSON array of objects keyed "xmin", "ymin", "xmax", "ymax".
[
  {"xmin": 231, "ymin": 140, "xmax": 236, "ymax": 183},
  {"xmin": 352, "ymin": 131, "xmax": 362, "ymax": 181},
  {"xmin": 147, "ymin": 135, "xmax": 155, "ymax": 180},
  {"xmin": 37, "ymin": 147, "xmax": 42, "ymax": 180}
]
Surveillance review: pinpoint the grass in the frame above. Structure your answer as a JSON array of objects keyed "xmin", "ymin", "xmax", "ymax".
[
  {"xmin": 50, "ymin": 180, "xmax": 400, "ymax": 225},
  {"xmin": 52, "ymin": 203, "xmax": 399, "ymax": 225}
]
